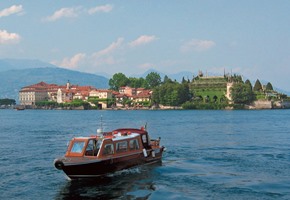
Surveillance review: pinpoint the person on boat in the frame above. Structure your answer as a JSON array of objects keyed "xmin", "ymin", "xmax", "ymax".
[{"xmin": 85, "ymin": 139, "xmax": 101, "ymax": 156}]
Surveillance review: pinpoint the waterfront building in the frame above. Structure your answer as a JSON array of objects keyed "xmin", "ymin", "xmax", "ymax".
[
  {"xmin": 89, "ymin": 89, "xmax": 113, "ymax": 99},
  {"xmin": 19, "ymin": 82, "xmax": 153, "ymax": 109},
  {"xmin": 115, "ymin": 86, "xmax": 152, "ymax": 108},
  {"xmin": 19, "ymin": 81, "xmax": 93, "ymax": 106},
  {"xmin": 119, "ymin": 86, "xmax": 137, "ymax": 96},
  {"xmin": 134, "ymin": 89, "xmax": 152, "ymax": 103},
  {"xmin": 19, "ymin": 82, "xmax": 50, "ymax": 105},
  {"xmin": 88, "ymin": 89, "xmax": 113, "ymax": 109}
]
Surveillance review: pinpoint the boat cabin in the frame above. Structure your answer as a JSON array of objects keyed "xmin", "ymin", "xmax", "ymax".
[{"xmin": 65, "ymin": 128, "xmax": 150, "ymax": 159}]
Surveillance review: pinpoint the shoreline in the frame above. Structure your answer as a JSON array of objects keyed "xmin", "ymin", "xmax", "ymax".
[{"xmin": 3, "ymin": 100, "xmax": 290, "ymax": 111}]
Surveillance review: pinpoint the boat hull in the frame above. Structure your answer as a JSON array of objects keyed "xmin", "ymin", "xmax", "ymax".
[{"xmin": 55, "ymin": 148, "xmax": 164, "ymax": 179}]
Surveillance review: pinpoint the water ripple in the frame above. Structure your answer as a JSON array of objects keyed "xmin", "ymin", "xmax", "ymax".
[{"xmin": 1, "ymin": 109, "xmax": 290, "ymax": 199}]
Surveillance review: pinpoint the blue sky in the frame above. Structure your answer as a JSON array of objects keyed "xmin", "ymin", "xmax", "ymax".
[{"xmin": 1, "ymin": 1, "xmax": 290, "ymax": 91}]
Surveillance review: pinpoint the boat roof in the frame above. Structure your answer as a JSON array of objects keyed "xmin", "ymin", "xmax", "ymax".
[
  {"xmin": 112, "ymin": 128, "xmax": 148, "ymax": 134},
  {"xmin": 72, "ymin": 128, "xmax": 147, "ymax": 142},
  {"xmin": 112, "ymin": 132, "xmax": 139, "ymax": 141}
]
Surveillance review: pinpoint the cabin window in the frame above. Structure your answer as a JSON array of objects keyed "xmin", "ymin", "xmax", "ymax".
[
  {"xmin": 85, "ymin": 139, "xmax": 101, "ymax": 156},
  {"xmin": 71, "ymin": 141, "xmax": 85, "ymax": 153},
  {"xmin": 116, "ymin": 141, "xmax": 128, "ymax": 153},
  {"xmin": 103, "ymin": 144, "xmax": 114, "ymax": 155},
  {"xmin": 129, "ymin": 139, "xmax": 139, "ymax": 150}
]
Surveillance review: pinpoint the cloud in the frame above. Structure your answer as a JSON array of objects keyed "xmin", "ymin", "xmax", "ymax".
[
  {"xmin": 88, "ymin": 4, "xmax": 113, "ymax": 15},
  {"xmin": 52, "ymin": 38, "xmax": 124, "ymax": 71},
  {"xmin": 44, "ymin": 7, "xmax": 80, "ymax": 21},
  {"xmin": 44, "ymin": 5, "xmax": 113, "ymax": 21},
  {"xmin": 0, "ymin": 5, "xmax": 23, "ymax": 18},
  {"xmin": 52, "ymin": 53, "xmax": 86, "ymax": 69},
  {"xmin": 0, "ymin": 29, "xmax": 21, "ymax": 44},
  {"xmin": 129, "ymin": 35, "xmax": 157, "ymax": 47},
  {"xmin": 93, "ymin": 37, "xmax": 124, "ymax": 57},
  {"xmin": 181, "ymin": 39, "xmax": 216, "ymax": 52},
  {"xmin": 90, "ymin": 38, "xmax": 124, "ymax": 68}
]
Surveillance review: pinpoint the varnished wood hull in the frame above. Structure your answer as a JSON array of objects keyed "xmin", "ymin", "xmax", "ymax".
[{"xmin": 55, "ymin": 148, "xmax": 164, "ymax": 179}]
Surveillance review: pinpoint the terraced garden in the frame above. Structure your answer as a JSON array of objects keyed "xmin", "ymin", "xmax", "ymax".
[{"xmin": 191, "ymin": 77, "xmax": 228, "ymax": 103}]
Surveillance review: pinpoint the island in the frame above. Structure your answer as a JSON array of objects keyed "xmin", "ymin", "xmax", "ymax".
[{"xmin": 12, "ymin": 71, "xmax": 290, "ymax": 110}]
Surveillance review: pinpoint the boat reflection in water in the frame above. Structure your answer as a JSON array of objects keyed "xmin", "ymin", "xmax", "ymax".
[
  {"xmin": 54, "ymin": 126, "xmax": 165, "ymax": 179},
  {"xmin": 55, "ymin": 163, "xmax": 161, "ymax": 199}
]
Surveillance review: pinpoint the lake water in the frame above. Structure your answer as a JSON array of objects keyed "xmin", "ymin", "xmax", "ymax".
[{"xmin": 0, "ymin": 109, "xmax": 290, "ymax": 199}]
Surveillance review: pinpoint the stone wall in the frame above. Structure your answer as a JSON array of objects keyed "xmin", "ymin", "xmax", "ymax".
[
  {"xmin": 249, "ymin": 100, "xmax": 272, "ymax": 109},
  {"xmin": 274, "ymin": 101, "xmax": 290, "ymax": 109},
  {"xmin": 281, "ymin": 101, "xmax": 290, "ymax": 108}
]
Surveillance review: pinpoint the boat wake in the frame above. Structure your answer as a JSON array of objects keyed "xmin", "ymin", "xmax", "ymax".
[{"xmin": 107, "ymin": 167, "xmax": 142, "ymax": 177}]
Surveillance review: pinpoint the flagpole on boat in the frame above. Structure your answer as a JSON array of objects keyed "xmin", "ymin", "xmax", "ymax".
[{"xmin": 97, "ymin": 115, "xmax": 103, "ymax": 136}]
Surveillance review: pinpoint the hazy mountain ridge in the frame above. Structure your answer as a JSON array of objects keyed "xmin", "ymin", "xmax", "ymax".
[{"xmin": 0, "ymin": 59, "xmax": 57, "ymax": 72}]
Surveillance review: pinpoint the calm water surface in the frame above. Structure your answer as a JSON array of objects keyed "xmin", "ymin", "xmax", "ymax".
[{"xmin": 0, "ymin": 109, "xmax": 290, "ymax": 199}]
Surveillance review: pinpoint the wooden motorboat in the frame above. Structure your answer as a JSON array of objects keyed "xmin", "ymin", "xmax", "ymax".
[
  {"xmin": 54, "ymin": 127, "xmax": 165, "ymax": 179},
  {"xmin": 15, "ymin": 105, "xmax": 25, "ymax": 110}
]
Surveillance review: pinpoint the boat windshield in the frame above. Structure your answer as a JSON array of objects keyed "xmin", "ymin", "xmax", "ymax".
[
  {"xmin": 85, "ymin": 139, "xmax": 102, "ymax": 156},
  {"xmin": 71, "ymin": 141, "xmax": 85, "ymax": 153}
]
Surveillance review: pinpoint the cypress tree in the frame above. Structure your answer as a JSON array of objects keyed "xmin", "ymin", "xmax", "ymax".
[
  {"xmin": 253, "ymin": 79, "xmax": 263, "ymax": 91},
  {"xmin": 182, "ymin": 77, "xmax": 187, "ymax": 84},
  {"xmin": 265, "ymin": 82, "xmax": 273, "ymax": 91},
  {"xmin": 245, "ymin": 79, "xmax": 253, "ymax": 91}
]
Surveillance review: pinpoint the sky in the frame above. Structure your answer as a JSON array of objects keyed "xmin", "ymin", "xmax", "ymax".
[{"xmin": 1, "ymin": 1, "xmax": 290, "ymax": 91}]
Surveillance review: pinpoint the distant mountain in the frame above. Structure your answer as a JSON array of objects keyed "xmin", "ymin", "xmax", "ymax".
[
  {"xmin": 0, "ymin": 58, "xmax": 57, "ymax": 72},
  {"xmin": 169, "ymin": 71, "xmax": 194, "ymax": 82},
  {"xmin": 137, "ymin": 69, "xmax": 166, "ymax": 79},
  {"xmin": 0, "ymin": 67, "xmax": 109, "ymax": 101},
  {"xmin": 95, "ymin": 72, "xmax": 112, "ymax": 79},
  {"xmin": 275, "ymin": 88, "xmax": 290, "ymax": 96}
]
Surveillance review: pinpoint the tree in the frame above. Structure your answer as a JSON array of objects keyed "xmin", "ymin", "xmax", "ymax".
[
  {"xmin": 244, "ymin": 79, "xmax": 252, "ymax": 91},
  {"xmin": 253, "ymin": 79, "xmax": 263, "ymax": 92},
  {"xmin": 163, "ymin": 75, "xmax": 172, "ymax": 84},
  {"xmin": 109, "ymin": 73, "xmax": 129, "ymax": 91},
  {"xmin": 230, "ymin": 82, "xmax": 255, "ymax": 104},
  {"xmin": 213, "ymin": 95, "xmax": 218, "ymax": 102},
  {"xmin": 265, "ymin": 82, "xmax": 273, "ymax": 91},
  {"xmin": 182, "ymin": 77, "xmax": 187, "ymax": 84},
  {"xmin": 0, "ymin": 98, "xmax": 16, "ymax": 105},
  {"xmin": 229, "ymin": 74, "xmax": 243, "ymax": 83},
  {"xmin": 128, "ymin": 77, "xmax": 141, "ymax": 88},
  {"xmin": 145, "ymin": 72, "xmax": 161, "ymax": 89},
  {"xmin": 128, "ymin": 77, "xmax": 148, "ymax": 88},
  {"xmin": 152, "ymin": 81, "xmax": 190, "ymax": 106}
]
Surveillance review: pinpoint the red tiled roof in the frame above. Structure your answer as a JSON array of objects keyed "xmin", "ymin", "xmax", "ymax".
[
  {"xmin": 97, "ymin": 89, "xmax": 112, "ymax": 92},
  {"xmin": 115, "ymin": 93, "xmax": 129, "ymax": 98}
]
